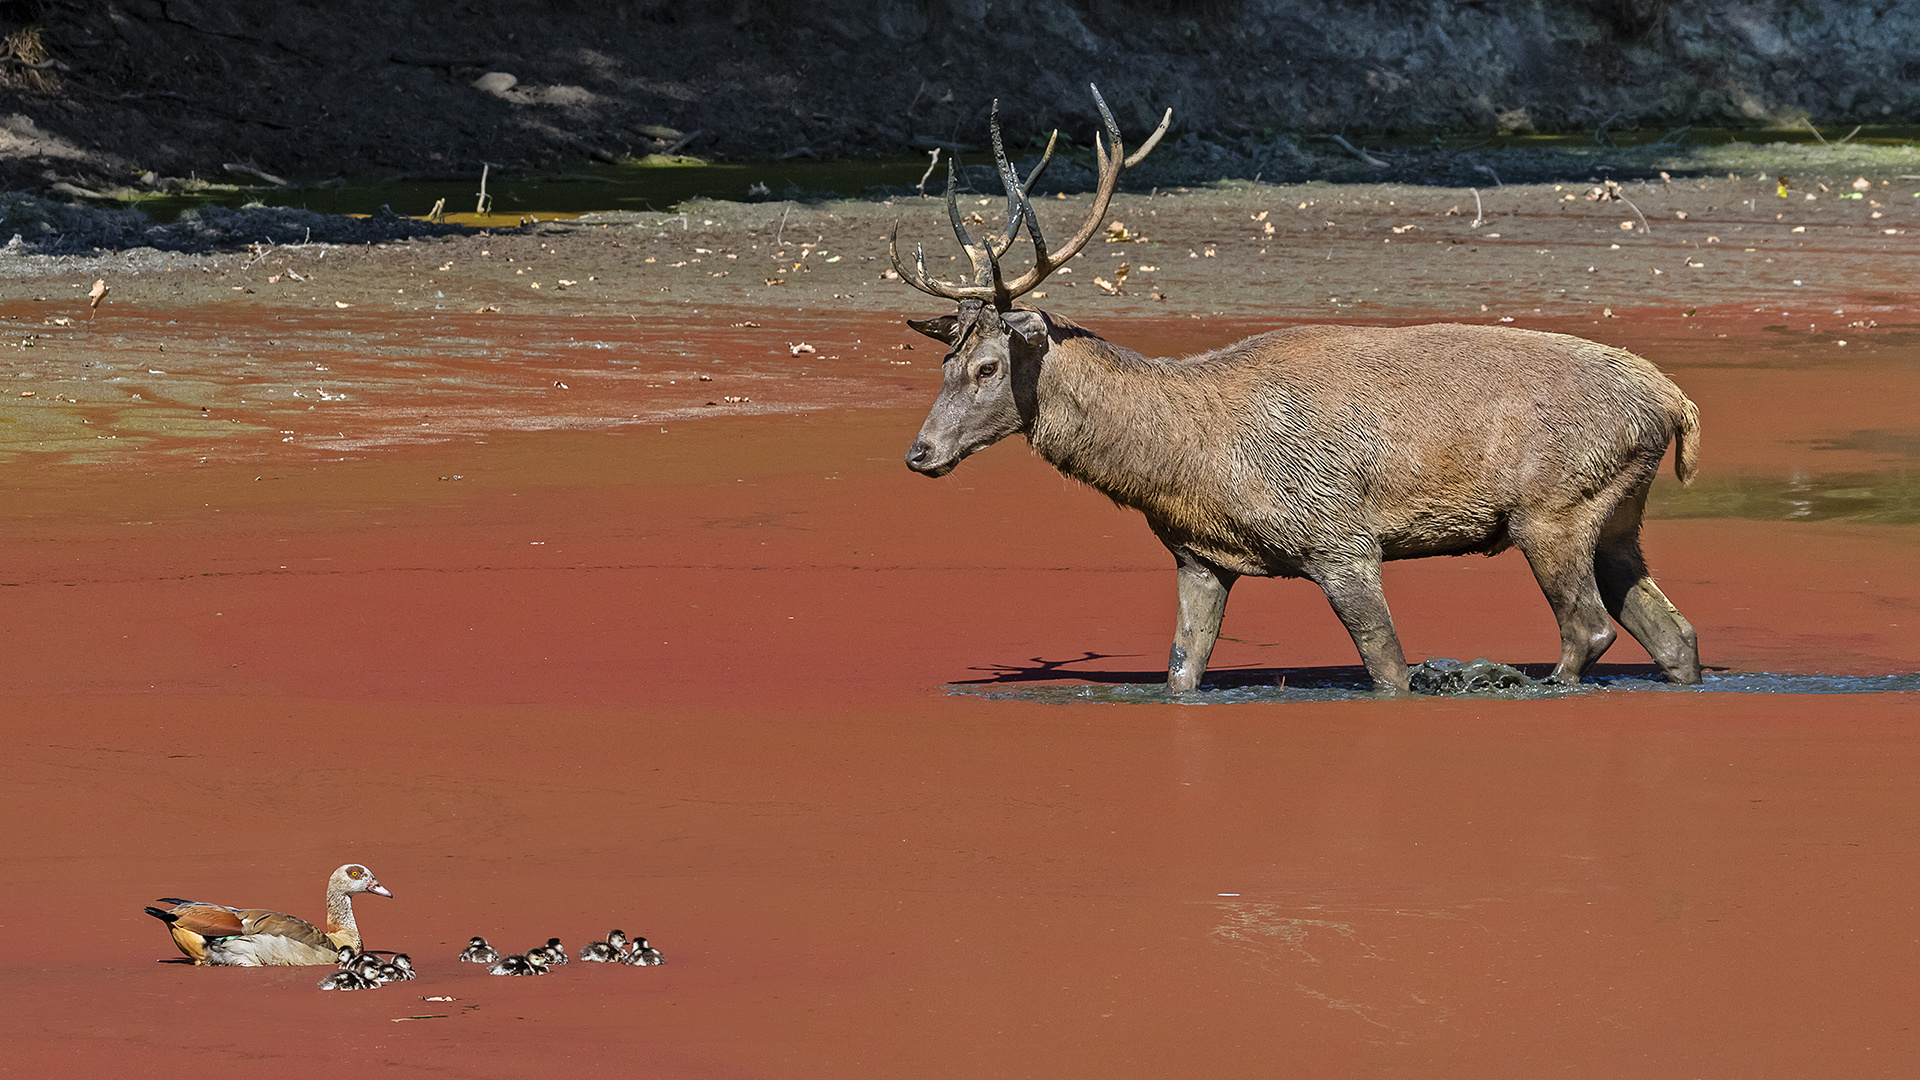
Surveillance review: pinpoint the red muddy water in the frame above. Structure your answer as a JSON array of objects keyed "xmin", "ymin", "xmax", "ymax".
[{"xmin": 3, "ymin": 203, "xmax": 1919, "ymax": 1078}]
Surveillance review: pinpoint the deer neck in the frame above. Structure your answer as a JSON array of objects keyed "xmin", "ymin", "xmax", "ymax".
[{"xmin": 1023, "ymin": 318, "xmax": 1206, "ymax": 509}]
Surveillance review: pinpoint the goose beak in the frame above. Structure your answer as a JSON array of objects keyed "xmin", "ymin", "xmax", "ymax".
[{"xmin": 370, "ymin": 883, "xmax": 393, "ymax": 898}]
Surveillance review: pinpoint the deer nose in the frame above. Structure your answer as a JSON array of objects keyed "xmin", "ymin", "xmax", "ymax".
[{"xmin": 905, "ymin": 439, "xmax": 955, "ymax": 477}]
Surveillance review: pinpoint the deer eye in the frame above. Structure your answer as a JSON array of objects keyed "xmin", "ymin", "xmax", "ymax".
[{"xmin": 975, "ymin": 362, "xmax": 998, "ymax": 380}]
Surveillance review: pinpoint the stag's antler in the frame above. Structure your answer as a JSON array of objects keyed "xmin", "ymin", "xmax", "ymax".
[{"xmin": 889, "ymin": 84, "xmax": 1171, "ymax": 307}]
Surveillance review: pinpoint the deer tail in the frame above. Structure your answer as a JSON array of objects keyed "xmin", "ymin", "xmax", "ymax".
[{"xmin": 1673, "ymin": 395, "xmax": 1700, "ymax": 485}]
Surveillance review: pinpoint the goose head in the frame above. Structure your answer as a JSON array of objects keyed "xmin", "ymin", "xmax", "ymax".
[{"xmin": 330, "ymin": 864, "xmax": 393, "ymax": 899}]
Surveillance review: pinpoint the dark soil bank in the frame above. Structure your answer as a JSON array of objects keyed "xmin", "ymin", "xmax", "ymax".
[{"xmin": 3, "ymin": 0, "xmax": 1919, "ymax": 194}]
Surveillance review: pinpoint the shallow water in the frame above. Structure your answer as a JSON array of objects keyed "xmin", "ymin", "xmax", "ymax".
[
  {"xmin": 951, "ymin": 662, "xmax": 1920, "ymax": 704},
  {"xmin": 4, "ymin": 190, "xmax": 1920, "ymax": 1078},
  {"xmin": 103, "ymin": 125, "xmax": 1920, "ymax": 226}
]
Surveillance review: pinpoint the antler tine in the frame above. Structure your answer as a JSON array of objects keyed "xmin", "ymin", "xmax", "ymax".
[
  {"xmin": 986, "ymin": 100, "xmax": 1025, "ymax": 259},
  {"xmin": 887, "ymin": 220, "xmax": 940, "ymax": 295},
  {"xmin": 1023, "ymin": 128, "xmax": 1060, "ymax": 192},
  {"xmin": 1017, "ymin": 188, "xmax": 1050, "ymax": 282},
  {"xmin": 886, "ymin": 220, "xmax": 947, "ymax": 299},
  {"xmin": 889, "ymin": 158, "xmax": 1002, "ymax": 301},
  {"xmin": 889, "ymin": 85, "xmax": 1167, "ymax": 307},
  {"xmin": 999, "ymin": 83, "xmax": 1164, "ymax": 300},
  {"xmin": 1089, "ymin": 83, "xmax": 1125, "ymax": 161},
  {"xmin": 943, "ymin": 155, "xmax": 998, "ymax": 291},
  {"xmin": 1007, "ymin": 128, "xmax": 1061, "ymax": 278},
  {"xmin": 990, "ymin": 109, "xmax": 1063, "ymax": 274},
  {"xmin": 1126, "ymin": 107, "xmax": 1174, "ymax": 168}
]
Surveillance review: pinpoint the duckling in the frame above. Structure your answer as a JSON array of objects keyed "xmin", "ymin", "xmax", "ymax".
[
  {"xmin": 146, "ymin": 863, "xmax": 393, "ymax": 967},
  {"xmin": 624, "ymin": 936, "xmax": 665, "ymax": 966},
  {"xmin": 488, "ymin": 952, "xmax": 548, "ymax": 976},
  {"xmin": 335, "ymin": 944, "xmax": 387, "ymax": 981},
  {"xmin": 457, "ymin": 936, "xmax": 500, "ymax": 963},
  {"xmin": 316, "ymin": 969, "xmax": 379, "ymax": 991},
  {"xmin": 580, "ymin": 929, "xmax": 628, "ymax": 962},
  {"xmin": 529, "ymin": 937, "xmax": 568, "ymax": 965},
  {"xmin": 378, "ymin": 953, "xmax": 416, "ymax": 982}
]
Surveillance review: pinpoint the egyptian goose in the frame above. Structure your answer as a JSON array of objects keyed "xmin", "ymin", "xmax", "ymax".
[
  {"xmin": 458, "ymin": 936, "xmax": 500, "ymax": 963},
  {"xmin": 624, "ymin": 936, "xmax": 665, "ymax": 966},
  {"xmin": 580, "ymin": 930, "xmax": 628, "ymax": 962},
  {"xmin": 145, "ymin": 863, "xmax": 392, "ymax": 967}
]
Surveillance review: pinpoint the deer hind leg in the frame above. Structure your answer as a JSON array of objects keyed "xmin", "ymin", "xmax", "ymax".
[
  {"xmin": 1594, "ymin": 496, "xmax": 1702, "ymax": 685},
  {"xmin": 1515, "ymin": 518, "xmax": 1616, "ymax": 684},
  {"xmin": 1168, "ymin": 549, "xmax": 1238, "ymax": 692},
  {"xmin": 1310, "ymin": 556, "xmax": 1410, "ymax": 694}
]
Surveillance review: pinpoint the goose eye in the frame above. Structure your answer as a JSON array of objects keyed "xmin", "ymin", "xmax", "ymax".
[{"xmin": 347, "ymin": 867, "xmax": 363, "ymax": 878}]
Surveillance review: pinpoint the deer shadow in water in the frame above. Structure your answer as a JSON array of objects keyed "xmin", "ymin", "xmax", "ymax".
[{"xmin": 947, "ymin": 652, "xmax": 1683, "ymax": 694}]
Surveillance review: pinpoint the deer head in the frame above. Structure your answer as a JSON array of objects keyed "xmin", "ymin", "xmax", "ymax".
[{"xmin": 894, "ymin": 85, "xmax": 1170, "ymax": 477}]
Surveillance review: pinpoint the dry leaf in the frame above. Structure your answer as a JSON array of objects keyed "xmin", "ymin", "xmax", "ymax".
[{"xmin": 88, "ymin": 279, "xmax": 109, "ymax": 309}]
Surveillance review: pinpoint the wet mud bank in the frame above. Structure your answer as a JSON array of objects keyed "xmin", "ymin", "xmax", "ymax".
[{"xmin": 2, "ymin": 180, "xmax": 1917, "ymax": 1078}]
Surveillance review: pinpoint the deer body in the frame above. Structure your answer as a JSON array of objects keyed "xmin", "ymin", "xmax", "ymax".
[{"xmin": 892, "ymin": 86, "xmax": 1701, "ymax": 694}]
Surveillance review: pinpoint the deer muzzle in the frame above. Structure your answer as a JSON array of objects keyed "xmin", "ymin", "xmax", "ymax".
[{"xmin": 904, "ymin": 437, "xmax": 959, "ymax": 477}]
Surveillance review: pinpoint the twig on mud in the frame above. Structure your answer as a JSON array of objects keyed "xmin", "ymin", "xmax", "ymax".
[
  {"xmin": 50, "ymin": 180, "xmax": 106, "ymax": 200},
  {"xmin": 916, "ymin": 148, "xmax": 941, "ymax": 195},
  {"xmin": 1323, "ymin": 134, "xmax": 1388, "ymax": 167},
  {"xmin": 1470, "ymin": 187, "xmax": 1484, "ymax": 228},
  {"xmin": 1618, "ymin": 194, "xmax": 1651, "ymax": 235},
  {"xmin": 774, "ymin": 204, "xmax": 791, "ymax": 246},
  {"xmin": 475, "ymin": 163, "xmax": 493, "ymax": 215},
  {"xmin": 1799, "ymin": 117, "xmax": 1861, "ymax": 146},
  {"xmin": 223, "ymin": 163, "xmax": 291, "ymax": 187}
]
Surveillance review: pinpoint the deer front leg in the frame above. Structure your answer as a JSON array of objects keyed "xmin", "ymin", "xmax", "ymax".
[
  {"xmin": 1168, "ymin": 550, "xmax": 1238, "ymax": 692},
  {"xmin": 1312, "ymin": 557, "xmax": 1411, "ymax": 694}
]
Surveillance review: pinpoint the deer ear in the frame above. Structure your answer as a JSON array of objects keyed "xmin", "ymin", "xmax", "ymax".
[
  {"xmin": 1002, "ymin": 309, "xmax": 1046, "ymax": 346},
  {"xmin": 906, "ymin": 315, "xmax": 959, "ymax": 343}
]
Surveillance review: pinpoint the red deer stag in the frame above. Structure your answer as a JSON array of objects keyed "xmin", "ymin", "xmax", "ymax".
[{"xmin": 891, "ymin": 85, "xmax": 1702, "ymax": 694}]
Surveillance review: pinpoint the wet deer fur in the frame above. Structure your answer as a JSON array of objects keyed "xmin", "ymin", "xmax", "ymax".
[{"xmin": 894, "ymin": 85, "xmax": 1702, "ymax": 694}]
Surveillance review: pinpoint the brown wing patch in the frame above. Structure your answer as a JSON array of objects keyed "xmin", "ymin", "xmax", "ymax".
[{"xmin": 150, "ymin": 901, "xmax": 246, "ymax": 938}]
